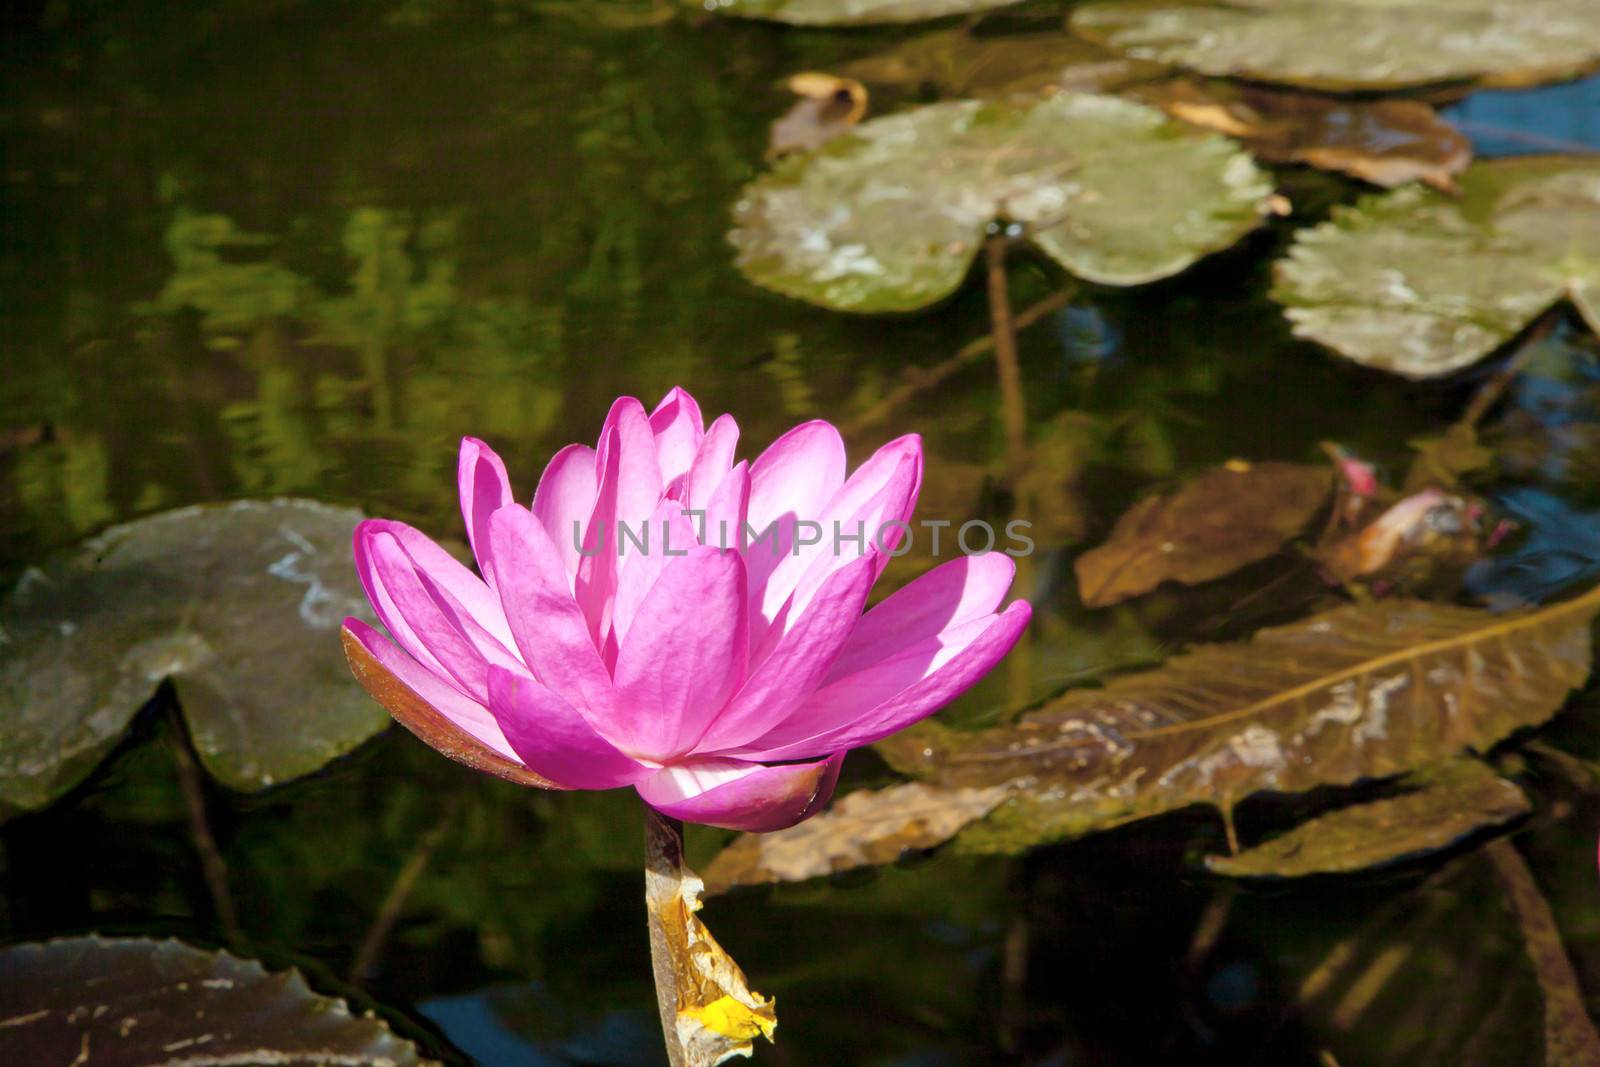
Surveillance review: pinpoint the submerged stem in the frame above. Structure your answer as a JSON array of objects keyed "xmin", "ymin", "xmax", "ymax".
[
  {"xmin": 348, "ymin": 802, "xmax": 456, "ymax": 983},
  {"xmin": 985, "ymin": 235, "xmax": 1029, "ymax": 488},
  {"xmin": 645, "ymin": 803, "xmax": 690, "ymax": 1067},
  {"xmin": 167, "ymin": 702, "xmax": 242, "ymax": 948}
]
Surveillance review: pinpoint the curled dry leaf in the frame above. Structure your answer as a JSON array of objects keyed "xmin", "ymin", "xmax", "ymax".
[
  {"xmin": 877, "ymin": 584, "xmax": 1600, "ymax": 854},
  {"xmin": 1273, "ymin": 158, "xmax": 1600, "ymax": 378},
  {"xmin": 1134, "ymin": 78, "xmax": 1471, "ymax": 192},
  {"xmin": 1074, "ymin": 460, "xmax": 1332, "ymax": 608},
  {"xmin": 1072, "ymin": 0, "xmax": 1600, "ymax": 93},
  {"xmin": 768, "ymin": 72, "xmax": 868, "ymax": 159},
  {"xmin": 1205, "ymin": 759, "xmax": 1530, "ymax": 878},
  {"xmin": 0, "ymin": 499, "xmax": 387, "ymax": 812},
  {"xmin": 0, "ymin": 935, "xmax": 434, "ymax": 1065},
  {"xmin": 1320, "ymin": 489, "xmax": 1489, "ymax": 596},
  {"xmin": 704, "ymin": 782, "xmax": 1009, "ymax": 893},
  {"xmin": 646, "ymin": 809, "xmax": 776, "ymax": 1065}
]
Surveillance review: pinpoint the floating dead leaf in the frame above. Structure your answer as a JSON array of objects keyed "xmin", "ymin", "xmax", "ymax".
[
  {"xmin": 646, "ymin": 809, "xmax": 776, "ymax": 1065},
  {"xmin": 1073, "ymin": 0, "xmax": 1600, "ymax": 93},
  {"xmin": 839, "ymin": 27, "xmax": 1163, "ymax": 98},
  {"xmin": 0, "ymin": 935, "xmax": 434, "ymax": 1065},
  {"xmin": 731, "ymin": 92, "xmax": 1271, "ymax": 312},
  {"xmin": 1273, "ymin": 157, "xmax": 1600, "ymax": 378},
  {"xmin": 877, "ymin": 584, "xmax": 1600, "ymax": 853},
  {"xmin": 1405, "ymin": 424, "xmax": 1495, "ymax": 492},
  {"xmin": 1133, "ymin": 78, "xmax": 1471, "ymax": 192},
  {"xmin": 768, "ymin": 72, "xmax": 868, "ymax": 159},
  {"xmin": 0, "ymin": 499, "xmax": 387, "ymax": 813},
  {"xmin": 1074, "ymin": 460, "xmax": 1332, "ymax": 608},
  {"xmin": 707, "ymin": 0, "xmax": 1024, "ymax": 26},
  {"xmin": 1206, "ymin": 760, "xmax": 1530, "ymax": 878},
  {"xmin": 704, "ymin": 782, "xmax": 1009, "ymax": 893}
]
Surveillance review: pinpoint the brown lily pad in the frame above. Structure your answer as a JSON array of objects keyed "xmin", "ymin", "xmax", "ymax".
[{"xmin": 1074, "ymin": 460, "xmax": 1332, "ymax": 608}]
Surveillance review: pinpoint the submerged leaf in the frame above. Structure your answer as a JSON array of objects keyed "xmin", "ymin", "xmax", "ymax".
[
  {"xmin": 1072, "ymin": 0, "xmax": 1600, "ymax": 93},
  {"xmin": 706, "ymin": 0, "xmax": 1023, "ymax": 26},
  {"xmin": 1074, "ymin": 460, "xmax": 1332, "ymax": 607},
  {"xmin": 1273, "ymin": 158, "xmax": 1600, "ymax": 377},
  {"xmin": 704, "ymin": 782, "xmax": 1008, "ymax": 893},
  {"xmin": 1134, "ymin": 78, "xmax": 1471, "ymax": 192},
  {"xmin": 0, "ymin": 499, "xmax": 386, "ymax": 811},
  {"xmin": 1206, "ymin": 759, "xmax": 1530, "ymax": 878},
  {"xmin": 879, "ymin": 585, "xmax": 1600, "ymax": 853},
  {"xmin": 0, "ymin": 935, "xmax": 433, "ymax": 1065},
  {"xmin": 730, "ymin": 92, "xmax": 1271, "ymax": 312},
  {"xmin": 645, "ymin": 810, "xmax": 776, "ymax": 1064}
]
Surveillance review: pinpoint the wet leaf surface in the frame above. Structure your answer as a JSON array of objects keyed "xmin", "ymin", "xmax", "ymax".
[
  {"xmin": 0, "ymin": 934, "xmax": 434, "ymax": 1065},
  {"xmin": 730, "ymin": 92, "xmax": 1271, "ymax": 312},
  {"xmin": 1206, "ymin": 759, "xmax": 1530, "ymax": 878},
  {"xmin": 1074, "ymin": 460, "xmax": 1332, "ymax": 608},
  {"xmin": 644, "ymin": 810, "xmax": 776, "ymax": 1065},
  {"xmin": 0, "ymin": 500, "xmax": 385, "ymax": 811},
  {"xmin": 1134, "ymin": 78, "xmax": 1472, "ymax": 192},
  {"xmin": 703, "ymin": 782, "xmax": 1008, "ymax": 893},
  {"xmin": 707, "ymin": 0, "xmax": 1024, "ymax": 26},
  {"xmin": 839, "ymin": 27, "xmax": 1164, "ymax": 98},
  {"xmin": 878, "ymin": 584, "xmax": 1600, "ymax": 853},
  {"xmin": 1072, "ymin": 0, "xmax": 1600, "ymax": 93},
  {"xmin": 1273, "ymin": 157, "xmax": 1600, "ymax": 378}
]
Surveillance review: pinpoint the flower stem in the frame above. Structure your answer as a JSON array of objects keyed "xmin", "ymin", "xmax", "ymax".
[{"xmin": 644, "ymin": 802, "xmax": 689, "ymax": 1067}]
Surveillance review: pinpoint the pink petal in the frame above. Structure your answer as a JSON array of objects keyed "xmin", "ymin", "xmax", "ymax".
[
  {"xmin": 828, "ymin": 552, "xmax": 1016, "ymax": 683},
  {"xmin": 733, "ymin": 600, "xmax": 1032, "ymax": 762},
  {"xmin": 692, "ymin": 553, "xmax": 877, "ymax": 754},
  {"xmin": 359, "ymin": 518, "xmax": 517, "ymax": 654},
  {"xmin": 488, "ymin": 504, "xmax": 618, "ymax": 725},
  {"xmin": 458, "ymin": 437, "xmax": 514, "ymax": 588},
  {"xmin": 611, "ymin": 500, "xmax": 701, "ymax": 654},
  {"xmin": 699, "ymin": 461, "xmax": 750, "ymax": 555},
  {"xmin": 532, "ymin": 442, "xmax": 598, "ymax": 586},
  {"xmin": 363, "ymin": 526, "xmax": 526, "ymax": 704},
  {"xmin": 753, "ymin": 436, "xmax": 922, "ymax": 636},
  {"xmin": 343, "ymin": 618, "xmax": 520, "ymax": 764},
  {"xmin": 685, "ymin": 414, "xmax": 740, "ymax": 511},
  {"xmin": 635, "ymin": 753, "xmax": 845, "ymax": 831},
  {"xmin": 612, "ymin": 545, "xmax": 748, "ymax": 760},
  {"xmin": 354, "ymin": 520, "xmax": 452, "ymax": 681},
  {"xmin": 649, "ymin": 387, "xmax": 706, "ymax": 490},
  {"xmin": 742, "ymin": 421, "xmax": 849, "ymax": 629},
  {"xmin": 576, "ymin": 397, "xmax": 663, "ymax": 640},
  {"xmin": 487, "ymin": 666, "xmax": 651, "ymax": 790}
]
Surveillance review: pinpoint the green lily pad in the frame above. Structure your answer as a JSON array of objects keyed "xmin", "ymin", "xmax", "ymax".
[
  {"xmin": 1205, "ymin": 760, "xmax": 1530, "ymax": 878},
  {"xmin": 730, "ymin": 92, "xmax": 1271, "ymax": 313},
  {"xmin": 1273, "ymin": 157, "xmax": 1600, "ymax": 378},
  {"xmin": 1072, "ymin": 0, "xmax": 1600, "ymax": 93},
  {"xmin": 705, "ymin": 0, "xmax": 1024, "ymax": 27},
  {"xmin": 0, "ymin": 935, "xmax": 433, "ymax": 1065},
  {"xmin": 0, "ymin": 499, "xmax": 385, "ymax": 812}
]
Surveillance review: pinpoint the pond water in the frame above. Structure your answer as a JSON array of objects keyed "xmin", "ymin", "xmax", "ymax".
[{"xmin": 4, "ymin": 3, "xmax": 1600, "ymax": 1064}]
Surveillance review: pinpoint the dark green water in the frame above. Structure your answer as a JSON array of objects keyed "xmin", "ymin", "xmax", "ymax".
[{"xmin": 4, "ymin": 3, "xmax": 1600, "ymax": 1063}]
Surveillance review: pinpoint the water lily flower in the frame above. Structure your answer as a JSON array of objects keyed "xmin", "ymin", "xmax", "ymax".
[{"xmin": 341, "ymin": 387, "xmax": 1031, "ymax": 832}]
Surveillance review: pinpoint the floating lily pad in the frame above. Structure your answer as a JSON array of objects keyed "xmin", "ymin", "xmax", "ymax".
[
  {"xmin": 0, "ymin": 499, "xmax": 385, "ymax": 812},
  {"xmin": 1273, "ymin": 158, "xmax": 1600, "ymax": 378},
  {"xmin": 730, "ymin": 92, "xmax": 1272, "ymax": 312},
  {"xmin": 706, "ymin": 0, "xmax": 1024, "ymax": 27},
  {"xmin": 0, "ymin": 935, "xmax": 433, "ymax": 1065},
  {"xmin": 876, "ymin": 583, "xmax": 1600, "ymax": 854},
  {"xmin": 1205, "ymin": 759, "xmax": 1530, "ymax": 878},
  {"xmin": 1074, "ymin": 460, "xmax": 1332, "ymax": 607},
  {"xmin": 1072, "ymin": 0, "xmax": 1600, "ymax": 93}
]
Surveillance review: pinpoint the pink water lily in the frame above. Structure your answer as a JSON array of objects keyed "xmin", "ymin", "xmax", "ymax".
[{"xmin": 341, "ymin": 387, "xmax": 1030, "ymax": 832}]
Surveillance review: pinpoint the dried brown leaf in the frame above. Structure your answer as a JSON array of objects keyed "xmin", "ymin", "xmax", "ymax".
[
  {"xmin": 1074, "ymin": 460, "xmax": 1332, "ymax": 607},
  {"xmin": 704, "ymin": 782, "xmax": 1008, "ymax": 893},
  {"xmin": 767, "ymin": 72, "xmax": 868, "ymax": 159}
]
